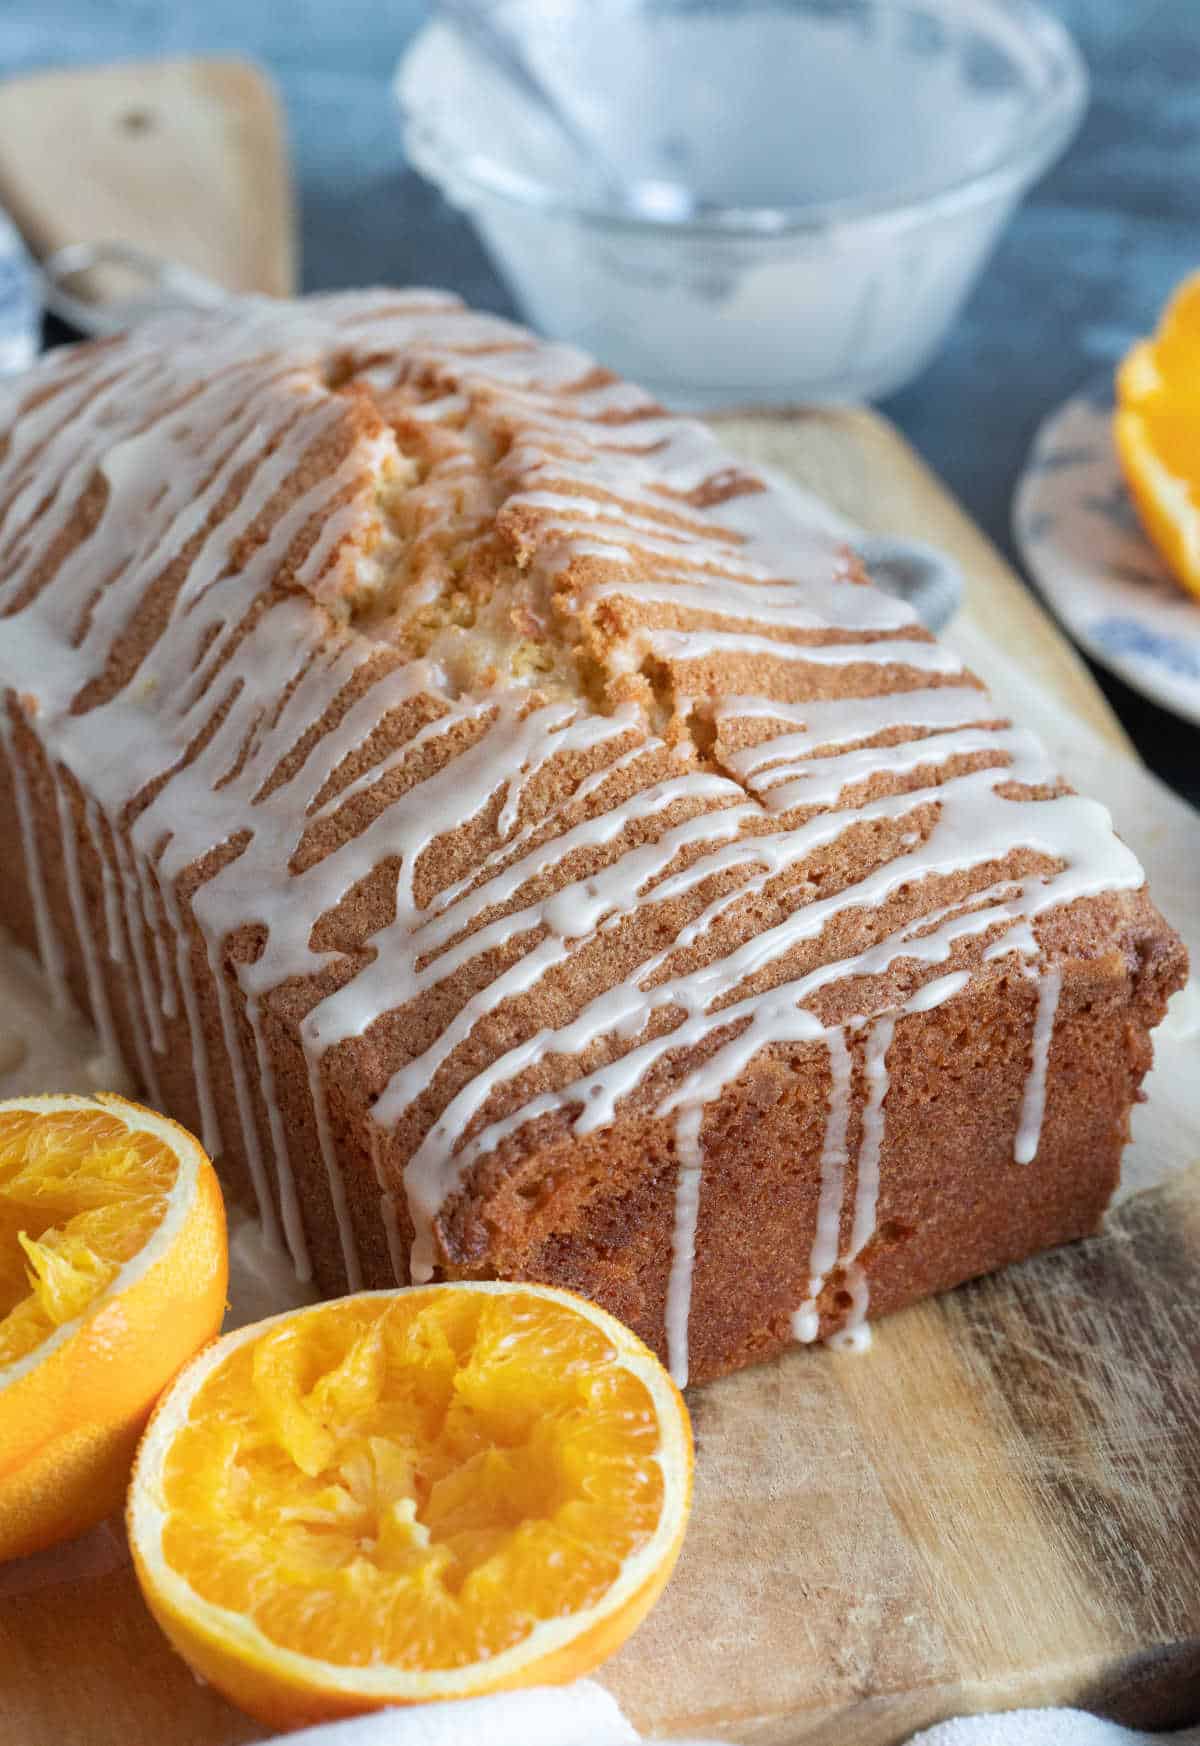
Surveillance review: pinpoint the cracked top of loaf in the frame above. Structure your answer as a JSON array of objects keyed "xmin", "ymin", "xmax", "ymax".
[{"xmin": 0, "ymin": 290, "xmax": 1185, "ymax": 1376}]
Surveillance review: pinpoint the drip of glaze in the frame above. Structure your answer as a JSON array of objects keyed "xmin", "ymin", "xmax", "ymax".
[
  {"xmin": 85, "ymin": 797, "xmax": 126, "ymax": 967},
  {"xmin": 365, "ymin": 1122, "xmax": 407, "ymax": 1286},
  {"xmin": 665, "ymin": 1102, "xmax": 706, "ymax": 1388},
  {"xmin": 304, "ymin": 1045, "xmax": 364, "ymax": 1291},
  {"xmin": 826, "ymin": 1268, "xmax": 874, "ymax": 1354},
  {"xmin": 631, "ymin": 627, "xmax": 961, "ymax": 675},
  {"xmin": 159, "ymin": 877, "xmax": 222, "ymax": 1157},
  {"xmin": 792, "ymin": 1028, "xmax": 853, "ymax": 1345},
  {"xmin": 112, "ymin": 829, "xmax": 167, "ymax": 1063},
  {"xmin": 94, "ymin": 810, "xmax": 163, "ymax": 1105},
  {"xmin": 1015, "ymin": 967, "xmax": 1063, "ymax": 1164},
  {"xmin": 826, "ymin": 1016, "xmax": 894, "ymax": 1351},
  {"xmin": 205, "ymin": 932, "xmax": 282, "ymax": 1251},
  {"xmin": 52, "ymin": 771, "xmax": 121, "ymax": 1069},
  {"xmin": 719, "ymin": 686, "xmax": 997, "ymax": 776},
  {"xmin": 752, "ymin": 726, "xmax": 1007, "ymax": 815},
  {"xmin": 847, "ymin": 1018, "xmax": 895, "ymax": 1265},
  {"xmin": 246, "ymin": 991, "xmax": 312, "ymax": 1280},
  {"xmin": 0, "ymin": 711, "xmax": 69, "ymax": 1012},
  {"xmin": 138, "ymin": 857, "xmax": 177, "ymax": 1024}
]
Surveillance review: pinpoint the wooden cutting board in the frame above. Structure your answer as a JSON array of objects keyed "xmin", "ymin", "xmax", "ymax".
[
  {"xmin": 0, "ymin": 59, "xmax": 294, "ymax": 297},
  {"xmin": 0, "ymin": 56, "xmax": 1198, "ymax": 1746}
]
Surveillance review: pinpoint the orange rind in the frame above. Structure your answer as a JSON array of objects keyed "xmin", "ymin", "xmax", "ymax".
[
  {"xmin": 0, "ymin": 1093, "xmax": 227, "ymax": 1563},
  {"xmin": 128, "ymin": 1281, "xmax": 692, "ymax": 1730}
]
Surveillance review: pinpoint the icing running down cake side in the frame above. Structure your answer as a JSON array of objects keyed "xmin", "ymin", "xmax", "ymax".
[{"xmin": 0, "ymin": 291, "xmax": 1186, "ymax": 1387}]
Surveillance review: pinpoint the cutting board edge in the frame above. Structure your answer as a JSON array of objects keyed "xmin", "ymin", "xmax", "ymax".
[{"xmin": 0, "ymin": 56, "xmax": 296, "ymax": 296}]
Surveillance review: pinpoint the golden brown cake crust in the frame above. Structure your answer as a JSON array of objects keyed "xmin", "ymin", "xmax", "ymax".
[{"xmin": 0, "ymin": 290, "xmax": 1186, "ymax": 1385}]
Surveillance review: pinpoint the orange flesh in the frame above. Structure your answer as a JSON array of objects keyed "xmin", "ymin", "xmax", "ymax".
[
  {"xmin": 159, "ymin": 1291, "xmax": 667, "ymax": 1670},
  {"xmin": 1123, "ymin": 406, "xmax": 1200, "ymax": 481},
  {"xmin": 1114, "ymin": 268, "xmax": 1200, "ymax": 598},
  {"xmin": 0, "ymin": 1108, "xmax": 175, "ymax": 1365}
]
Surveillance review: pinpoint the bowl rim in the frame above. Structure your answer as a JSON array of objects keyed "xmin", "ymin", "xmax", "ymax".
[{"xmin": 395, "ymin": 0, "xmax": 1089, "ymax": 242}]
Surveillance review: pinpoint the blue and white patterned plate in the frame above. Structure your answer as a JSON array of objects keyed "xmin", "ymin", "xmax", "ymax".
[
  {"xmin": 1015, "ymin": 377, "xmax": 1200, "ymax": 728},
  {"xmin": 0, "ymin": 207, "xmax": 37, "ymax": 376}
]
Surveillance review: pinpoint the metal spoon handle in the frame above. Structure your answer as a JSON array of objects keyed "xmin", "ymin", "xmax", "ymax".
[{"xmin": 40, "ymin": 241, "xmax": 234, "ymax": 339}]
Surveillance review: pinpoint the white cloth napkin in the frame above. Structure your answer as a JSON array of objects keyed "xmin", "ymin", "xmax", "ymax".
[
  {"xmin": 907, "ymin": 1712, "xmax": 1200, "ymax": 1746},
  {"xmin": 269, "ymin": 1687, "xmax": 1200, "ymax": 1746},
  {"xmin": 277, "ymin": 1683, "xmax": 641, "ymax": 1746}
]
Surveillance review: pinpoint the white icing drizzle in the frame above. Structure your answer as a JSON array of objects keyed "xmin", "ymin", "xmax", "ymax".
[
  {"xmin": 792, "ymin": 1028, "xmax": 852, "ymax": 1345},
  {"xmin": 108, "ymin": 824, "xmax": 166, "ymax": 1108},
  {"xmin": 719, "ymin": 685, "xmax": 996, "ymax": 770},
  {"xmin": 752, "ymin": 726, "xmax": 1007, "ymax": 814},
  {"xmin": 159, "ymin": 876, "xmax": 222, "ymax": 1156},
  {"xmin": 52, "ymin": 771, "xmax": 122, "ymax": 1068},
  {"xmin": 985, "ymin": 917, "xmax": 1038, "ymax": 961},
  {"xmin": 632, "ymin": 627, "xmax": 961, "ymax": 674},
  {"xmin": 847, "ymin": 1018, "xmax": 895, "ymax": 1271},
  {"xmin": 113, "ymin": 830, "xmax": 166, "ymax": 1059},
  {"xmin": 0, "ymin": 709, "xmax": 69, "ymax": 1011},
  {"xmin": 795, "ymin": 976, "xmax": 966, "ymax": 1352},
  {"xmin": 0, "ymin": 290, "xmax": 1151, "ymax": 1364},
  {"xmin": 305, "ymin": 1046, "xmax": 364, "ymax": 1291},
  {"xmin": 366, "ymin": 1122, "xmax": 407, "ymax": 1285},
  {"xmin": 137, "ymin": 856, "xmax": 177, "ymax": 1022},
  {"xmin": 824, "ymin": 1016, "xmax": 894, "ymax": 1354},
  {"xmin": 86, "ymin": 796, "xmax": 126, "ymax": 966},
  {"xmin": 205, "ymin": 932, "xmax": 281, "ymax": 1251},
  {"xmin": 827, "ymin": 1268, "xmax": 874, "ymax": 1354},
  {"xmin": 246, "ymin": 991, "xmax": 312, "ymax": 1280},
  {"xmin": 665, "ymin": 1102, "xmax": 705, "ymax": 1387},
  {"xmin": 1015, "ymin": 966, "xmax": 1063, "ymax": 1164}
]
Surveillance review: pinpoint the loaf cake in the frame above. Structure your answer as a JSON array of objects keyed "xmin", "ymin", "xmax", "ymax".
[{"xmin": 0, "ymin": 292, "xmax": 1186, "ymax": 1386}]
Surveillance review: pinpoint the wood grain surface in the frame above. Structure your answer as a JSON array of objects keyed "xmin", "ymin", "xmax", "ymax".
[{"xmin": 0, "ymin": 405, "xmax": 1195, "ymax": 1746}]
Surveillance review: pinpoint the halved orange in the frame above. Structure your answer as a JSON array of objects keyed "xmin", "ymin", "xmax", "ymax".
[
  {"xmin": 0, "ymin": 1092, "xmax": 227, "ymax": 1563},
  {"xmin": 129, "ymin": 1282, "xmax": 693, "ymax": 1730},
  {"xmin": 1115, "ymin": 267, "xmax": 1200, "ymax": 599}
]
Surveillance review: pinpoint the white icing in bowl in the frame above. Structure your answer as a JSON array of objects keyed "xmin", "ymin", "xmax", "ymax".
[{"xmin": 396, "ymin": 0, "xmax": 1087, "ymax": 405}]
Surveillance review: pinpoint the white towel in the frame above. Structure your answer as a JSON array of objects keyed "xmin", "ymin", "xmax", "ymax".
[
  {"xmin": 907, "ymin": 1711, "xmax": 1200, "ymax": 1746},
  {"xmin": 268, "ymin": 1688, "xmax": 1200, "ymax": 1746},
  {"xmin": 279, "ymin": 1683, "xmax": 641, "ymax": 1746}
]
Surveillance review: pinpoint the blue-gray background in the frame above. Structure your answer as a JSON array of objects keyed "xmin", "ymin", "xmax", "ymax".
[{"xmin": 5, "ymin": 1, "xmax": 1198, "ymax": 800}]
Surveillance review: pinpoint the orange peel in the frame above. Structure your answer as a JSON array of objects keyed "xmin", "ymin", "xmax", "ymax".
[
  {"xmin": 1115, "ymin": 268, "xmax": 1200, "ymax": 600},
  {"xmin": 128, "ymin": 1281, "xmax": 692, "ymax": 1730},
  {"xmin": 0, "ymin": 1092, "xmax": 227, "ymax": 1563}
]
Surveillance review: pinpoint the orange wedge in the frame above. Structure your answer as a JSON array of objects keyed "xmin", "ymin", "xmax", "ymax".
[
  {"xmin": 0, "ymin": 1092, "xmax": 227, "ymax": 1563},
  {"xmin": 128, "ymin": 1282, "xmax": 693, "ymax": 1730},
  {"xmin": 1115, "ymin": 267, "xmax": 1200, "ymax": 599}
]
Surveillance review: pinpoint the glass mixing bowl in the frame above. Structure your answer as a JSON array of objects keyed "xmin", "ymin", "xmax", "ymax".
[{"xmin": 396, "ymin": 0, "xmax": 1086, "ymax": 408}]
